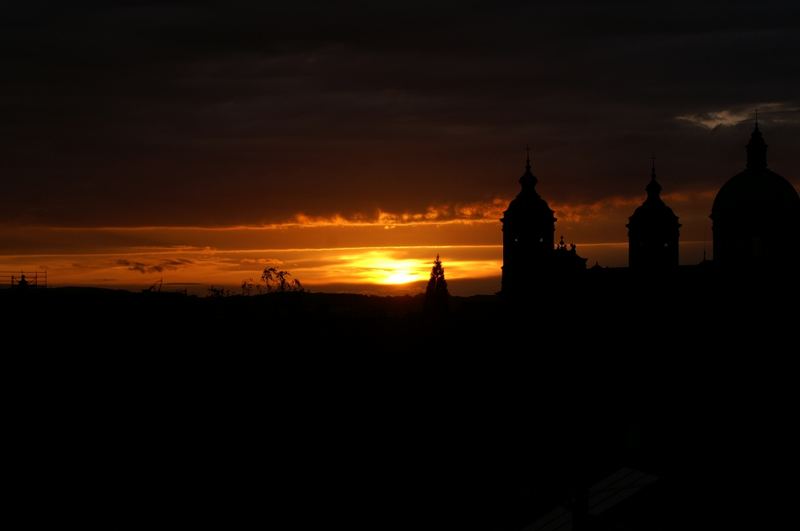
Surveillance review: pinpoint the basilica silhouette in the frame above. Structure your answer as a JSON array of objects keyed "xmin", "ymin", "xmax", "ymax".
[
  {"xmin": 627, "ymin": 159, "xmax": 680, "ymax": 272},
  {"xmin": 500, "ymin": 150, "xmax": 556, "ymax": 293},
  {"xmin": 711, "ymin": 122, "xmax": 800, "ymax": 271},
  {"xmin": 501, "ymin": 124, "xmax": 800, "ymax": 295},
  {"xmin": 500, "ymin": 149, "xmax": 590, "ymax": 293}
]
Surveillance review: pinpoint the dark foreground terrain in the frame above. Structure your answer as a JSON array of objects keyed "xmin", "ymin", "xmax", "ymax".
[{"xmin": 2, "ymin": 271, "xmax": 797, "ymax": 530}]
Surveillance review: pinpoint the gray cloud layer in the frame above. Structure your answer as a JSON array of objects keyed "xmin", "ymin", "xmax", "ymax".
[{"xmin": 2, "ymin": 2, "xmax": 798, "ymax": 226}]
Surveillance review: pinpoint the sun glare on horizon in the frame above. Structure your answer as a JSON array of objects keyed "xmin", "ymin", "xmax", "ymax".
[
  {"xmin": 383, "ymin": 270, "xmax": 421, "ymax": 285},
  {"xmin": 339, "ymin": 251, "xmax": 430, "ymax": 285}
]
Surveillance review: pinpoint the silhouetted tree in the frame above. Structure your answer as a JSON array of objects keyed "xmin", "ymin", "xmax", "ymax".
[
  {"xmin": 206, "ymin": 286, "xmax": 230, "ymax": 298},
  {"xmin": 261, "ymin": 267, "xmax": 305, "ymax": 293},
  {"xmin": 424, "ymin": 254, "xmax": 449, "ymax": 315},
  {"xmin": 241, "ymin": 278, "xmax": 256, "ymax": 296}
]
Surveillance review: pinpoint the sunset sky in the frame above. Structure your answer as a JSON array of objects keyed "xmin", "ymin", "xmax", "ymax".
[{"xmin": 2, "ymin": 2, "xmax": 798, "ymax": 294}]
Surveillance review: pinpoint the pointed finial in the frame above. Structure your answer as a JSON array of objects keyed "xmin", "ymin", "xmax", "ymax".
[
  {"xmin": 755, "ymin": 108, "xmax": 759, "ymax": 129},
  {"xmin": 525, "ymin": 144, "xmax": 531, "ymax": 172},
  {"xmin": 746, "ymin": 118, "xmax": 768, "ymax": 169},
  {"xmin": 519, "ymin": 144, "xmax": 538, "ymax": 189},
  {"xmin": 651, "ymin": 154, "xmax": 656, "ymax": 180},
  {"xmin": 646, "ymin": 154, "xmax": 662, "ymax": 199}
]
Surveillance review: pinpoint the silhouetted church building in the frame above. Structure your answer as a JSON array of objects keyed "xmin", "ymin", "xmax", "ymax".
[
  {"xmin": 711, "ymin": 123, "xmax": 800, "ymax": 270},
  {"xmin": 501, "ymin": 125, "xmax": 798, "ymax": 293},
  {"xmin": 501, "ymin": 153, "xmax": 555, "ymax": 293},
  {"xmin": 627, "ymin": 160, "xmax": 680, "ymax": 272},
  {"xmin": 553, "ymin": 235, "xmax": 588, "ymax": 272},
  {"xmin": 501, "ymin": 152, "xmax": 586, "ymax": 294}
]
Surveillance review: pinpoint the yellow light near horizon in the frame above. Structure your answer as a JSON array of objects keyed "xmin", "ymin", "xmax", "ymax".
[
  {"xmin": 384, "ymin": 270, "xmax": 420, "ymax": 285},
  {"xmin": 339, "ymin": 251, "xmax": 429, "ymax": 285},
  {"xmin": 368, "ymin": 259, "xmax": 429, "ymax": 285}
]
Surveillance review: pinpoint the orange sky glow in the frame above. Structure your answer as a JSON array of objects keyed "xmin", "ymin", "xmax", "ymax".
[
  {"xmin": 0, "ymin": 190, "xmax": 719, "ymax": 295},
  {"xmin": 3, "ymin": 4, "xmax": 799, "ymax": 298}
]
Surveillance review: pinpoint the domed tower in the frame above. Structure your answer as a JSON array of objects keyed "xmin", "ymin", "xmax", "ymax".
[
  {"xmin": 501, "ymin": 149, "xmax": 556, "ymax": 294},
  {"xmin": 711, "ymin": 124, "xmax": 800, "ymax": 270},
  {"xmin": 627, "ymin": 159, "xmax": 681, "ymax": 272}
]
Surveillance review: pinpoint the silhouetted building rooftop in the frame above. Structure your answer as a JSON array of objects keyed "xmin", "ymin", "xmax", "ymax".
[
  {"xmin": 711, "ymin": 123, "xmax": 800, "ymax": 269},
  {"xmin": 627, "ymin": 159, "xmax": 680, "ymax": 272}
]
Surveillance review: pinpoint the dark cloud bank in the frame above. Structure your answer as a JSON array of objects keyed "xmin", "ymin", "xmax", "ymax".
[{"xmin": 2, "ymin": 1, "xmax": 798, "ymax": 226}]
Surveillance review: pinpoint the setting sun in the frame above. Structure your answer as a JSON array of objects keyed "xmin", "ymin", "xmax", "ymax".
[
  {"xmin": 340, "ymin": 252, "xmax": 429, "ymax": 285},
  {"xmin": 384, "ymin": 270, "xmax": 420, "ymax": 285}
]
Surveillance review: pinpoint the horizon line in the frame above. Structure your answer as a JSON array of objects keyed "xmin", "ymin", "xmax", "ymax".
[{"xmin": 0, "ymin": 241, "xmax": 711, "ymax": 260}]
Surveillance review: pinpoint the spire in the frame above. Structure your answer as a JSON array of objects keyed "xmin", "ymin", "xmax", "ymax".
[
  {"xmin": 525, "ymin": 144, "xmax": 532, "ymax": 172},
  {"xmin": 651, "ymin": 154, "xmax": 656, "ymax": 180},
  {"xmin": 646, "ymin": 155, "xmax": 662, "ymax": 200},
  {"xmin": 519, "ymin": 145, "xmax": 538, "ymax": 189},
  {"xmin": 746, "ymin": 120, "xmax": 768, "ymax": 169}
]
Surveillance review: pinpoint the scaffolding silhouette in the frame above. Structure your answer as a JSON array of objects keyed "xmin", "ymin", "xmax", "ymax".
[{"xmin": 2, "ymin": 271, "xmax": 48, "ymax": 288}]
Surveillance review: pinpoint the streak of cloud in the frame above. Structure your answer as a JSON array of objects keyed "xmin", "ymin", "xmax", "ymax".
[
  {"xmin": 676, "ymin": 102, "xmax": 800, "ymax": 130},
  {"xmin": 115, "ymin": 258, "xmax": 194, "ymax": 274}
]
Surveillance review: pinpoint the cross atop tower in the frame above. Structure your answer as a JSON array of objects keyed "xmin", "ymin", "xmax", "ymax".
[
  {"xmin": 651, "ymin": 154, "xmax": 656, "ymax": 179},
  {"xmin": 525, "ymin": 144, "xmax": 531, "ymax": 172}
]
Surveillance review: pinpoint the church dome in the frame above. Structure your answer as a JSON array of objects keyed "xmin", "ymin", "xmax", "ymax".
[
  {"xmin": 504, "ymin": 189, "xmax": 554, "ymax": 220},
  {"xmin": 627, "ymin": 160, "xmax": 681, "ymax": 272},
  {"xmin": 629, "ymin": 199, "xmax": 679, "ymax": 223},
  {"xmin": 712, "ymin": 124, "xmax": 800, "ymax": 219},
  {"xmin": 629, "ymin": 176, "xmax": 679, "ymax": 225},
  {"xmin": 712, "ymin": 170, "xmax": 799, "ymax": 219},
  {"xmin": 710, "ymin": 124, "xmax": 800, "ymax": 270},
  {"xmin": 503, "ymin": 156, "xmax": 555, "ymax": 223},
  {"xmin": 500, "ymin": 150, "xmax": 558, "ymax": 294}
]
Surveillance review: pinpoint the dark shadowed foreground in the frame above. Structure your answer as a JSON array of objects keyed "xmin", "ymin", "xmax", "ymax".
[{"xmin": 2, "ymin": 271, "xmax": 796, "ymax": 530}]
